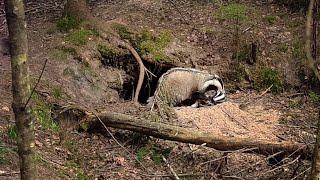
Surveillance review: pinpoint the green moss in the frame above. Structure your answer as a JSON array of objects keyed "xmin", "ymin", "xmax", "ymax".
[
  {"xmin": 112, "ymin": 23, "xmax": 135, "ymax": 41},
  {"xmin": 213, "ymin": 3, "xmax": 250, "ymax": 22},
  {"xmin": 56, "ymin": 16, "xmax": 82, "ymax": 33},
  {"xmin": 112, "ymin": 24, "xmax": 172, "ymax": 63},
  {"xmin": 264, "ymin": 15, "xmax": 277, "ymax": 24},
  {"xmin": 97, "ymin": 44, "xmax": 121, "ymax": 58},
  {"xmin": 32, "ymin": 93, "xmax": 59, "ymax": 132},
  {"xmin": 309, "ymin": 91, "xmax": 320, "ymax": 104},
  {"xmin": 254, "ymin": 67, "xmax": 283, "ymax": 94},
  {"xmin": 66, "ymin": 29, "xmax": 94, "ymax": 46},
  {"xmin": 137, "ymin": 31, "xmax": 172, "ymax": 62},
  {"xmin": 59, "ymin": 46, "xmax": 77, "ymax": 56}
]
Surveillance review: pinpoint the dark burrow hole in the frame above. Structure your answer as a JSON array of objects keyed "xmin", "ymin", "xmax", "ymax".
[{"xmin": 100, "ymin": 55, "xmax": 175, "ymax": 104}]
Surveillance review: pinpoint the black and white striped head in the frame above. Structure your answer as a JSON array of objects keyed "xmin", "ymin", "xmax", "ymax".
[{"xmin": 201, "ymin": 75, "xmax": 226, "ymax": 104}]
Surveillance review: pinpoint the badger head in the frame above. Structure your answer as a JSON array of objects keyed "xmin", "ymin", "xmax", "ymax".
[{"xmin": 200, "ymin": 75, "xmax": 226, "ymax": 104}]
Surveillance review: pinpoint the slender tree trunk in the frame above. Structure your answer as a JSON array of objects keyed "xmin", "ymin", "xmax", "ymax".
[
  {"xmin": 306, "ymin": 0, "xmax": 320, "ymax": 179},
  {"xmin": 4, "ymin": 0, "xmax": 36, "ymax": 179}
]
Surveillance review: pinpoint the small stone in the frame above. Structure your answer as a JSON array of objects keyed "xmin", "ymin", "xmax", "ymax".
[{"xmin": 1, "ymin": 106, "xmax": 9, "ymax": 112}]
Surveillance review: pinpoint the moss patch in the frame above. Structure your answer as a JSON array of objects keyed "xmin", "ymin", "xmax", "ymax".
[
  {"xmin": 66, "ymin": 29, "xmax": 94, "ymax": 46},
  {"xmin": 112, "ymin": 24, "xmax": 173, "ymax": 63},
  {"xmin": 97, "ymin": 44, "xmax": 123, "ymax": 58},
  {"xmin": 56, "ymin": 16, "xmax": 82, "ymax": 33},
  {"xmin": 213, "ymin": 3, "xmax": 251, "ymax": 23},
  {"xmin": 32, "ymin": 93, "xmax": 59, "ymax": 132}
]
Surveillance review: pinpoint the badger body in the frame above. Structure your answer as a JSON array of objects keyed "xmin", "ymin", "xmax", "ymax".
[{"xmin": 148, "ymin": 67, "xmax": 225, "ymax": 110}]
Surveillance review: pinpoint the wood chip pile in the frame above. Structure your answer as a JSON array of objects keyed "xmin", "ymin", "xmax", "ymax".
[{"xmin": 175, "ymin": 102, "xmax": 280, "ymax": 140}]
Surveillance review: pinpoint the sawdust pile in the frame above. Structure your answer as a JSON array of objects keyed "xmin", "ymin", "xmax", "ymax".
[{"xmin": 175, "ymin": 102, "xmax": 280, "ymax": 141}]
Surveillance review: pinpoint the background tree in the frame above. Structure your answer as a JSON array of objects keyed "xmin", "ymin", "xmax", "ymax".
[
  {"xmin": 306, "ymin": 0, "xmax": 320, "ymax": 179},
  {"xmin": 4, "ymin": 0, "xmax": 36, "ymax": 179}
]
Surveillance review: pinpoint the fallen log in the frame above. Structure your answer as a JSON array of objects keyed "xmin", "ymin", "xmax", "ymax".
[{"xmin": 85, "ymin": 111, "xmax": 312, "ymax": 160}]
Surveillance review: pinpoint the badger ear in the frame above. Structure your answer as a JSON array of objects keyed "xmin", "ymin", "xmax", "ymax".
[{"xmin": 204, "ymin": 75, "xmax": 215, "ymax": 81}]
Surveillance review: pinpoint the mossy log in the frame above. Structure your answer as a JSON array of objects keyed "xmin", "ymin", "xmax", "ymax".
[{"xmin": 86, "ymin": 111, "xmax": 312, "ymax": 160}]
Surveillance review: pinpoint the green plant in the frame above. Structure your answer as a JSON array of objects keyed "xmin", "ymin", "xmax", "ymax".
[
  {"xmin": 136, "ymin": 147, "xmax": 148, "ymax": 162},
  {"xmin": 279, "ymin": 43, "xmax": 288, "ymax": 53},
  {"xmin": 56, "ymin": 16, "xmax": 81, "ymax": 33},
  {"xmin": 66, "ymin": 29, "xmax": 93, "ymax": 46},
  {"xmin": 151, "ymin": 149, "xmax": 162, "ymax": 164},
  {"xmin": 264, "ymin": 15, "xmax": 277, "ymax": 24},
  {"xmin": 292, "ymin": 37, "xmax": 305, "ymax": 59},
  {"xmin": 309, "ymin": 91, "xmax": 320, "ymax": 104},
  {"xmin": 7, "ymin": 125, "xmax": 18, "ymax": 140},
  {"xmin": 214, "ymin": 3, "xmax": 250, "ymax": 22},
  {"xmin": 0, "ymin": 147, "xmax": 12, "ymax": 164},
  {"xmin": 52, "ymin": 86, "xmax": 63, "ymax": 99},
  {"xmin": 254, "ymin": 67, "xmax": 283, "ymax": 94},
  {"xmin": 76, "ymin": 172, "xmax": 88, "ymax": 180},
  {"xmin": 32, "ymin": 93, "xmax": 59, "ymax": 132}
]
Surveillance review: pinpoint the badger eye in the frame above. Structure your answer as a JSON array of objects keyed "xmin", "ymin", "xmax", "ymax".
[{"xmin": 204, "ymin": 90, "xmax": 217, "ymax": 98}]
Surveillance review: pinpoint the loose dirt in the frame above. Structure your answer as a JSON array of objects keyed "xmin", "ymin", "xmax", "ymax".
[{"xmin": 176, "ymin": 101, "xmax": 280, "ymax": 140}]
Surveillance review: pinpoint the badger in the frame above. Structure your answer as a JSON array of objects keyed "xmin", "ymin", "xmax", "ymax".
[{"xmin": 147, "ymin": 67, "xmax": 226, "ymax": 111}]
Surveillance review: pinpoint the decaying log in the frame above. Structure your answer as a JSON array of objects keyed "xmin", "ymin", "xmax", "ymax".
[{"xmin": 85, "ymin": 111, "xmax": 312, "ymax": 160}]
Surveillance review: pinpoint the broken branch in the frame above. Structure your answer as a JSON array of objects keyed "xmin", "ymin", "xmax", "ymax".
[{"xmin": 85, "ymin": 111, "xmax": 312, "ymax": 160}]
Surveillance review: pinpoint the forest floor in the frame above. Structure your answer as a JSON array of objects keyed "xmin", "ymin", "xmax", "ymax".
[{"xmin": 0, "ymin": 0, "xmax": 318, "ymax": 179}]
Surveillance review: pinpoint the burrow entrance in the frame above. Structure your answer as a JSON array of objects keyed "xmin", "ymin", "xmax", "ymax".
[{"xmin": 100, "ymin": 54, "xmax": 175, "ymax": 103}]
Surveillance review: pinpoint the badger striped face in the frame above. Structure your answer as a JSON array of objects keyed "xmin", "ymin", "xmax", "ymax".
[{"xmin": 202, "ymin": 76, "xmax": 226, "ymax": 104}]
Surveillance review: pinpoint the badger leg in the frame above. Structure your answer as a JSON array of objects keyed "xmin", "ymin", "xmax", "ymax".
[{"xmin": 191, "ymin": 101, "xmax": 200, "ymax": 108}]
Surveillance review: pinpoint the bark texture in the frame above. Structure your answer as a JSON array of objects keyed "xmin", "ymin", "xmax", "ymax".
[
  {"xmin": 86, "ymin": 111, "xmax": 311, "ymax": 159},
  {"xmin": 5, "ymin": 0, "xmax": 36, "ymax": 179},
  {"xmin": 306, "ymin": 0, "xmax": 320, "ymax": 179}
]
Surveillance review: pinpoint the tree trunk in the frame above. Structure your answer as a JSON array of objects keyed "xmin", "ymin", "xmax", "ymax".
[
  {"xmin": 306, "ymin": 0, "xmax": 320, "ymax": 179},
  {"xmin": 64, "ymin": 0, "xmax": 93, "ymax": 21},
  {"xmin": 85, "ymin": 111, "xmax": 311, "ymax": 159},
  {"xmin": 4, "ymin": 0, "xmax": 36, "ymax": 179}
]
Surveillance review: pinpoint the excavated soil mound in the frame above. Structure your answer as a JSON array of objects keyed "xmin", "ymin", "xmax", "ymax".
[{"xmin": 175, "ymin": 102, "xmax": 280, "ymax": 141}]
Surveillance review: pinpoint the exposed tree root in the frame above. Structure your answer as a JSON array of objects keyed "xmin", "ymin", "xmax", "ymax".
[{"xmin": 64, "ymin": 0, "xmax": 146, "ymax": 104}]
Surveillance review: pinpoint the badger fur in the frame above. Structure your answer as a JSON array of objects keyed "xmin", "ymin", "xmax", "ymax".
[{"xmin": 148, "ymin": 67, "xmax": 225, "ymax": 111}]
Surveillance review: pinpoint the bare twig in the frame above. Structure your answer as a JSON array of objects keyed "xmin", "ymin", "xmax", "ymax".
[
  {"xmin": 291, "ymin": 167, "xmax": 311, "ymax": 180},
  {"xmin": 218, "ymin": 106, "xmax": 248, "ymax": 130},
  {"xmin": 256, "ymin": 84, "xmax": 273, "ymax": 98},
  {"xmin": 23, "ymin": 58, "xmax": 48, "ymax": 110},
  {"xmin": 119, "ymin": 42, "xmax": 145, "ymax": 104},
  {"xmin": 0, "ymin": 171, "xmax": 19, "ymax": 176},
  {"xmin": 162, "ymin": 155, "xmax": 180, "ymax": 180},
  {"xmin": 260, "ymin": 156, "xmax": 300, "ymax": 176},
  {"xmin": 90, "ymin": 110, "xmax": 152, "ymax": 174},
  {"xmin": 199, "ymin": 147, "xmax": 258, "ymax": 166}
]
